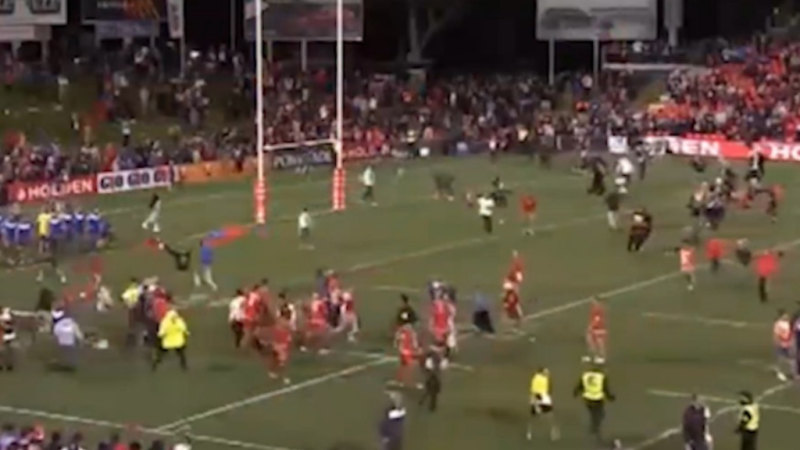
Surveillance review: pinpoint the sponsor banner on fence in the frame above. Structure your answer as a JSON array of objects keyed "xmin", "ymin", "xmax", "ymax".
[
  {"xmin": 8, "ymin": 176, "xmax": 97, "ymax": 204},
  {"xmin": 97, "ymin": 166, "xmax": 173, "ymax": 194},
  {"xmin": 643, "ymin": 136, "xmax": 800, "ymax": 163},
  {"xmin": 0, "ymin": 0, "xmax": 66, "ymax": 26},
  {"xmin": 244, "ymin": 0, "xmax": 364, "ymax": 42},
  {"xmin": 179, "ymin": 160, "xmax": 255, "ymax": 184},
  {"xmin": 82, "ymin": 0, "xmax": 166, "ymax": 21}
]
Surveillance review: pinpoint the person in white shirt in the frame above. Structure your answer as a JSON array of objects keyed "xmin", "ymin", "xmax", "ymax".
[
  {"xmin": 361, "ymin": 166, "xmax": 376, "ymax": 205},
  {"xmin": 477, "ymin": 194, "xmax": 496, "ymax": 234},
  {"xmin": 52, "ymin": 311, "xmax": 83, "ymax": 371},
  {"xmin": 228, "ymin": 290, "xmax": 246, "ymax": 347},
  {"xmin": 297, "ymin": 208, "xmax": 313, "ymax": 249}
]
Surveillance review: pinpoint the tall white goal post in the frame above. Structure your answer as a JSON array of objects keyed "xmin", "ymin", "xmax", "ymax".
[{"xmin": 253, "ymin": 0, "xmax": 347, "ymax": 226}]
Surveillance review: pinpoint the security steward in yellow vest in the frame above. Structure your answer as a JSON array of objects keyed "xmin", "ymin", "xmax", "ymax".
[
  {"xmin": 736, "ymin": 391, "xmax": 759, "ymax": 450},
  {"xmin": 573, "ymin": 363, "xmax": 615, "ymax": 441},
  {"xmin": 152, "ymin": 309, "xmax": 189, "ymax": 371}
]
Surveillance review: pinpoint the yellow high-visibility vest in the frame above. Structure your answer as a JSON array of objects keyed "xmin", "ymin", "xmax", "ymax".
[
  {"xmin": 581, "ymin": 371, "xmax": 606, "ymax": 401},
  {"xmin": 741, "ymin": 404, "xmax": 760, "ymax": 431}
]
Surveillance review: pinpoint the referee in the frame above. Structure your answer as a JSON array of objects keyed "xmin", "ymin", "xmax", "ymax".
[
  {"xmin": 477, "ymin": 193, "xmax": 496, "ymax": 234},
  {"xmin": 574, "ymin": 362, "xmax": 614, "ymax": 443}
]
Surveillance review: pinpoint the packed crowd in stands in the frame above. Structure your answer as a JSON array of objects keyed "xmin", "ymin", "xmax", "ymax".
[
  {"xmin": 4, "ymin": 34, "xmax": 800, "ymax": 191},
  {"xmin": 643, "ymin": 37, "xmax": 800, "ymax": 142},
  {"xmin": 0, "ymin": 423, "xmax": 189, "ymax": 450}
]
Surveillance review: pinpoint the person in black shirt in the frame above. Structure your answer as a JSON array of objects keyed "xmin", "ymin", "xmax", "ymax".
[
  {"xmin": 683, "ymin": 394, "xmax": 711, "ymax": 450},
  {"xmin": 735, "ymin": 239, "xmax": 752, "ymax": 267},
  {"xmin": 605, "ymin": 190, "xmax": 621, "ymax": 230},
  {"xmin": 419, "ymin": 345, "xmax": 444, "ymax": 411},
  {"xmin": 627, "ymin": 208, "xmax": 653, "ymax": 252},
  {"xmin": 587, "ymin": 157, "xmax": 607, "ymax": 196},
  {"xmin": 162, "ymin": 242, "xmax": 192, "ymax": 272},
  {"xmin": 395, "ymin": 294, "xmax": 418, "ymax": 328}
]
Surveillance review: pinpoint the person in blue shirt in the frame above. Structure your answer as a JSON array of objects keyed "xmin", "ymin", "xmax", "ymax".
[
  {"xmin": 60, "ymin": 210, "xmax": 73, "ymax": 244},
  {"xmin": 1, "ymin": 216, "xmax": 17, "ymax": 265},
  {"xmin": 87, "ymin": 210, "xmax": 102, "ymax": 247},
  {"xmin": 49, "ymin": 213, "xmax": 64, "ymax": 243},
  {"xmin": 72, "ymin": 209, "xmax": 85, "ymax": 236},
  {"xmin": 193, "ymin": 239, "xmax": 218, "ymax": 291},
  {"xmin": 97, "ymin": 214, "xmax": 113, "ymax": 247},
  {"xmin": 17, "ymin": 219, "xmax": 33, "ymax": 248}
]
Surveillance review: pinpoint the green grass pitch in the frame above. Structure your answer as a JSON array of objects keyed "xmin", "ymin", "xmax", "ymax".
[{"xmin": 1, "ymin": 155, "xmax": 799, "ymax": 450}]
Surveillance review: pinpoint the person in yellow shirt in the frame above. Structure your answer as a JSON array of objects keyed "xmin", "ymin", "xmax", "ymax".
[
  {"xmin": 36, "ymin": 208, "xmax": 52, "ymax": 254},
  {"xmin": 153, "ymin": 309, "xmax": 189, "ymax": 371},
  {"xmin": 121, "ymin": 279, "xmax": 142, "ymax": 348},
  {"xmin": 736, "ymin": 390, "xmax": 759, "ymax": 450},
  {"xmin": 574, "ymin": 362, "xmax": 615, "ymax": 443},
  {"xmin": 527, "ymin": 367, "xmax": 559, "ymax": 442}
]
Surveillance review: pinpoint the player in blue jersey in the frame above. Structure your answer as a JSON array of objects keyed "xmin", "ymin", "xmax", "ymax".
[
  {"xmin": 49, "ymin": 213, "xmax": 64, "ymax": 243},
  {"xmin": 87, "ymin": 210, "xmax": 101, "ymax": 247},
  {"xmin": 60, "ymin": 209, "xmax": 74, "ymax": 246},
  {"xmin": 73, "ymin": 209, "xmax": 86, "ymax": 236},
  {"xmin": 97, "ymin": 213, "xmax": 113, "ymax": 247}
]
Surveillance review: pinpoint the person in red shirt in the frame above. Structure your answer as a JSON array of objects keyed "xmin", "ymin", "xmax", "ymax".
[
  {"xmin": 241, "ymin": 285, "xmax": 263, "ymax": 349},
  {"xmin": 502, "ymin": 280, "xmax": 522, "ymax": 330},
  {"xmin": 269, "ymin": 319, "xmax": 293, "ymax": 384},
  {"xmin": 394, "ymin": 323, "xmax": 419, "ymax": 387},
  {"xmin": 338, "ymin": 289, "xmax": 359, "ymax": 342},
  {"xmin": 705, "ymin": 238, "xmax": 725, "ymax": 273},
  {"xmin": 520, "ymin": 194, "xmax": 538, "ymax": 235},
  {"xmin": 755, "ymin": 249, "xmax": 782, "ymax": 303},
  {"xmin": 508, "ymin": 250, "xmax": 524, "ymax": 285},
  {"xmin": 585, "ymin": 297, "xmax": 607, "ymax": 363},
  {"xmin": 303, "ymin": 293, "xmax": 329, "ymax": 354},
  {"xmin": 429, "ymin": 297, "xmax": 451, "ymax": 348}
]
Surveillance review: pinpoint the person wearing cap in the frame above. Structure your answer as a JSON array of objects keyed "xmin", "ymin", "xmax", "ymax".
[
  {"xmin": 574, "ymin": 362, "xmax": 615, "ymax": 444},
  {"xmin": 52, "ymin": 309, "xmax": 83, "ymax": 371},
  {"xmin": 736, "ymin": 390, "xmax": 759, "ymax": 450},
  {"xmin": 0, "ymin": 307, "xmax": 16, "ymax": 371}
]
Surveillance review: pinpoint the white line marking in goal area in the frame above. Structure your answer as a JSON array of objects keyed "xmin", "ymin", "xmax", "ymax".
[
  {"xmin": 0, "ymin": 405, "xmax": 301, "ymax": 450},
  {"xmin": 628, "ymin": 383, "xmax": 792, "ymax": 449},
  {"xmin": 344, "ymin": 350, "xmax": 475, "ymax": 372},
  {"xmin": 153, "ymin": 356, "xmax": 393, "ymax": 432},
  {"xmin": 642, "ymin": 312, "xmax": 768, "ymax": 330},
  {"xmin": 648, "ymin": 389, "xmax": 800, "ymax": 416}
]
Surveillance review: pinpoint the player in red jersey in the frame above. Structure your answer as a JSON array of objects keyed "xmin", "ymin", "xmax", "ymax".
[
  {"xmin": 508, "ymin": 250, "xmax": 524, "ymax": 285},
  {"xmin": 429, "ymin": 296, "xmax": 451, "ymax": 348},
  {"xmin": 338, "ymin": 289, "xmax": 359, "ymax": 342},
  {"xmin": 303, "ymin": 293, "xmax": 330, "ymax": 354},
  {"xmin": 520, "ymin": 194, "xmax": 538, "ymax": 235},
  {"xmin": 502, "ymin": 280, "xmax": 523, "ymax": 331},
  {"xmin": 705, "ymin": 238, "xmax": 725, "ymax": 273},
  {"xmin": 584, "ymin": 297, "xmax": 607, "ymax": 363},
  {"xmin": 755, "ymin": 249, "xmax": 782, "ymax": 303},
  {"xmin": 277, "ymin": 290, "xmax": 297, "ymax": 333},
  {"xmin": 394, "ymin": 323, "xmax": 419, "ymax": 387},
  {"xmin": 269, "ymin": 319, "xmax": 293, "ymax": 384},
  {"xmin": 241, "ymin": 286, "xmax": 263, "ymax": 349}
]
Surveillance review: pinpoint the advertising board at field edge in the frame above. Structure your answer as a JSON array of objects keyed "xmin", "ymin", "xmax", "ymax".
[
  {"xmin": 81, "ymin": 0, "xmax": 166, "ymax": 22},
  {"xmin": 0, "ymin": 0, "xmax": 66, "ymax": 25},
  {"xmin": 643, "ymin": 136, "xmax": 800, "ymax": 163},
  {"xmin": 244, "ymin": 0, "xmax": 364, "ymax": 42},
  {"xmin": 97, "ymin": 166, "xmax": 174, "ymax": 194},
  {"xmin": 536, "ymin": 0, "xmax": 657, "ymax": 41},
  {"xmin": 8, "ymin": 176, "xmax": 97, "ymax": 204}
]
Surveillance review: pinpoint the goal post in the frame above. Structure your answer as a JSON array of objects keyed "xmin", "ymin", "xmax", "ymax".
[
  {"xmin": 252, "ymin": 0, "xmax": 347, "ymax": 225},
  {"xmin": 252, "ymin": 139, "xmax": 347, "ymax": 225}
]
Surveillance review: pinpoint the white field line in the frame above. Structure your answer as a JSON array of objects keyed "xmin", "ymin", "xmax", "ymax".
[
  {"xmin": 0, "ymin": 404, "xmax": 300, "ymax": 450},
  {"xmin": 642, "ymin": 312, "xmax": 768, "ymax": 330},
  {"xmin": 629, "ymin": 383, "xmax": 792, "ymax": 449},
  {"xmin": 648, "ymin": 388, "xmax": 800, "ymax": 416},
  {"xmin": 153, "ymin": 356, "xmax": 393, "ymax": 432}
]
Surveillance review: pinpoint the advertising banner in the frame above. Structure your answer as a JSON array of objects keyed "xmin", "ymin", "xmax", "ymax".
[
  {"xmin": 0, "ymin": 0, "xmax": 66, "ymax": 25},
  {"xmin": 97, "ymin": 166, "xmax": 173, "ymax": 194},
  {"xmin": 8, "ymin": 176, "xmax": 97, "ymax": 204},
  {"xmin": 644, "ymin": 136, "xmax": 800, "ymax": 163},
  {"xmin": 82, "ymin": 0, "xmax": 166, "ymax": 22},
  {"xmin": 178, "ymin": 160, "xmax": 255, "ymax": 185},
  {"xmin": 536, "ymin": 0, "xmax": 657, "ymax": 41},
  {"xmin": 0, "ymin": 24, "xmax": 51, "ymax": 42},
  {"xmin": 244, "ymin": 0, "xmax": 364, "ymax": 42}
]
